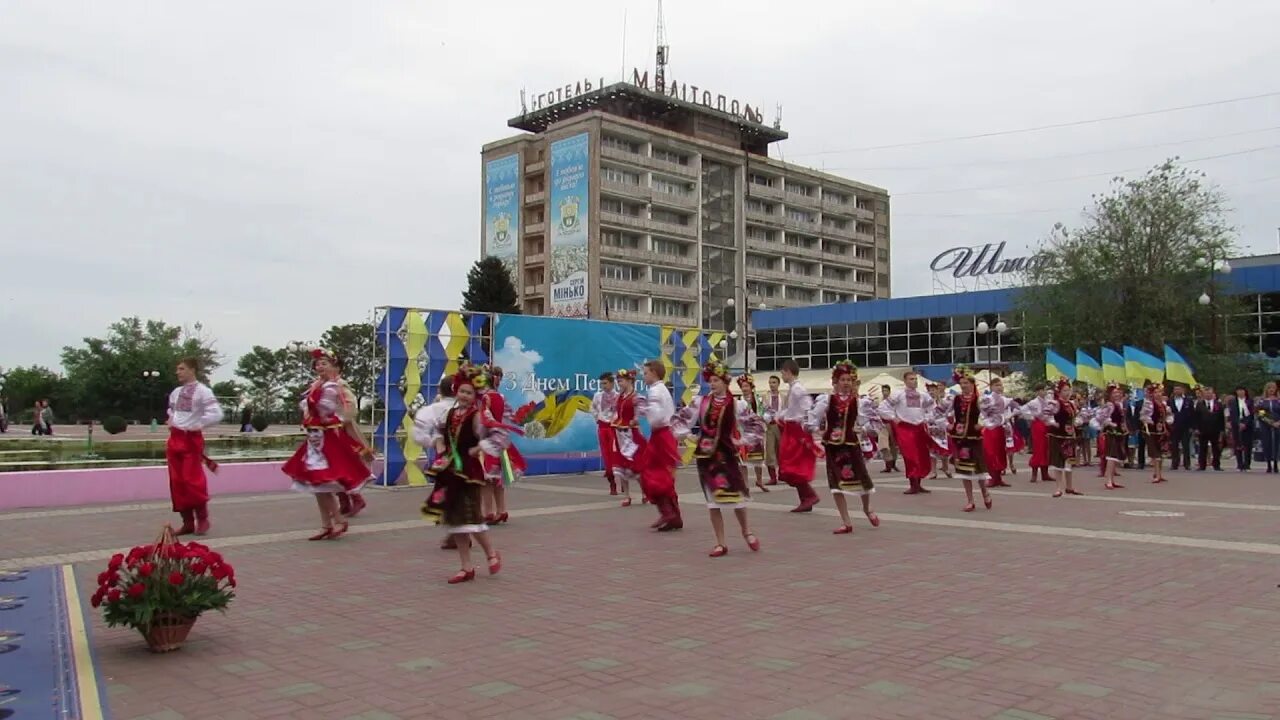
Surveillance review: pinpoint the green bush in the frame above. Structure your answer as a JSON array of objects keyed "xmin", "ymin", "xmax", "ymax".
[
  {"xmin": 101, "ymin": 416, "xmax": 128, "ymax": 435},
  {"xmin": 250, "ymin": 416, "xmax": 270, "ymax": 432}
]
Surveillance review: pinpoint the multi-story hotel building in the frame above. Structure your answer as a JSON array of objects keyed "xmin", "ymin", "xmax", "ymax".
[{"xmin": 480, "ymin": 76, "xmax": 891, "ymax": 344}]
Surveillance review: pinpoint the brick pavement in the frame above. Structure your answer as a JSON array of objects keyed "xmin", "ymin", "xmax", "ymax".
[{"xmin": 3, "ymin": 465, "xmax": 1279, "ymax": 720}]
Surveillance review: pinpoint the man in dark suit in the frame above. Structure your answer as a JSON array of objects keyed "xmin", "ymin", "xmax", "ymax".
[
  {"xmin": 1196, "ymin": 386, "xmax": 1225, "ymax": 471},
  {"xmin": 1168, "ymin": 384, "xmax": 1196, "ymax": 470},
  {"xmin": 1125, "ymin": 391, "xmax": 1146, "ymax": 470}
]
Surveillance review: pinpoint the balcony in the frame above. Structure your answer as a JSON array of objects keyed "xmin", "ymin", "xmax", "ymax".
[
  {"xmin": 604, "ymin": 307, "xmax": 658, "ymax": 325},
  {"xmin": 854, "ymin": 231, "xmax": 876, "ymax": 244},
  {"xmin": 821, "ymin": 195, "xmax": 854, "ymax": 215},
  {"xmin": 647, "ymin": 155, "xmax": 699, "ymax": 178},
  {"xmin": 854, "ymin": 205, "xmax": 875, "ymax": 221},
  {"xmin": 601, "ymin": 145, "xmax": 647, "ymax": 166},
  {"xmin": 650, "ymin": 189, "xmax": 698, "ymax": 210},
  {"xmin": 599, "ymin": 211, "xmax": 648, "ymax": 231},
  {"xmin": 602, "ymin": 244, "xmax": 698, "ymax": 268},
  {"xmin": 784, "ymin": 271, "xmax": 823, "ymax": 289},
  {"xmin": 601, "ymin": 276, "xmax": 654, "ymax": 295},
  {"xmin": 650, "ymin": 219, "xmax": 696, "ymax": 239},
  {"xmin": 746, "ymin": 208, "xmax": 783, "ymax": 226},
  {"xmin": 525, "ymin": 160, "xmax": 545, "ymax": 174},
  {"xmin": 524, "ymin": 252, "xmax": 546, "ymax": 265},
  {"xmin": 601, "ymin": 179, "xmax": 649, "ymax": 200},
  {"xmin": 783, "ymin": 190, "xmax": 820, "ymax": 209},
  {"xmin": 524, "ymin": 221, "xmax": 546, "ymax": 235},
  {"xmin": 747, "ymin": 183, "xmax": 784, "ymax": 201},
  {"xmin": 522, "ymin": 283, "xmax": 546, "ymax": 297},
  {"xmin": 777, "ymin": 242, "xmax": 825, "ymax": 261},
  {"xmin": 524, "ymin": 191, "xmax": 545, "ymax": 205},
  {"xmin": 823, "ymin": 251, "xmax": 874, "ymax": 270},
  {"xmin": 746, "ymin": 236, "xmax": 781, "ymax": 253},
  {"xmin": 820, "ymin": 222, "xmax": 855, "ymax": 240},
  {"xmin": 746, "ymin": 265, "xmax": 791, "ymax": 283},
  {"xmin": 783, "ymin": 217, "xmax": 820, "ymax": 233}
]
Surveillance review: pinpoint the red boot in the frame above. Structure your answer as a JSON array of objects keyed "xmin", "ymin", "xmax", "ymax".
[
  {"xmin": 791, "ymin": 483, "xmax": 819, "ymax": 512},
  {"xmin": 175, "ymin": 509, "xmax": 195, "ymax": 536},
  {"xmin": 607, "ymin": 474, "xmax": 618, "ymax": 496},
  {"xmin": 766, "ymin": 466, "xmax": 779, "ymax": 486},
  {"xmin": 347, "ymin": 494, "xmax": 367, "ymax": 517},
  {"xmin": 194, "ymin": 504, "xmax": 211, "ymax": 536},
  {"xmin": 337, "ymin": 492, "xmax": 353, "ymax": 516},
  {"xmin": 903, "ymin": 477, "xmax": 921, "ymax": 495}
]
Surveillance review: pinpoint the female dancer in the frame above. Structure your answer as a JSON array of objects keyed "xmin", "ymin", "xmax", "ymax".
[
  {"xmin": 1041, "ymin": 379, "xmax": 1085, "ymax": 497},
  {"xmin": 926, "ymin": 382, "xmax": 952, "ymax": 480},
  {"xmin": 640, "ymin": 360, "xmax": 684, "ymax": 531},
  {"xmin": 1140, "ymin": 383, "xmax": 1173, "ymax": 483},
  {"xmin": 165, "ymin": 356, "xmax": 223, "ymax": 536},
  {"xmin": 948, "ymin": 366, "xmax": 992, "ymax": 512},
  {"xmin": 418, "ymin": 365, "xmax": 506, "ymax": 584},
  {"xmin": 1257, "ymin": 381, "xmax": 1280, "ymax": 473},
  {"xmin": 736, "ymin": 374, "xmax": 770, "ymax": 493},
  {"xmin": 680, "ymin": 362, "xmax": 763, "ymax": 556},
  {"xmin": 807, "ymin": 361, "xmax": 881, "ymax": 533},
  {"xmin": 611, "ymin": 369, "xmax": 643, "ymax": 507},
  {"xmin": 479, "ymin": 365, "xmax": 525, "ymax": 524},
  {"xmin": 982, "ymin": 377, "xmax": 1019, "ymax": 488},
  {"xmin": 1094, "ymin": 384, "xmax": 1128, "ymax": 490},
  {"xmin": 282, "ymin": 348, "xmax": 376, "ymax": 540},
  {"xmin": 1023, "ymin": 383, "xmax": 1050, "ymax": 483}
]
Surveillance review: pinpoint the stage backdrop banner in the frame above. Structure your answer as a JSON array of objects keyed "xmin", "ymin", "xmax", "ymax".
[
  {"xmin": 547, "ymin": 132, "xmax": 590, "ymax": 317},
  {"xmin": 494, "ymin": 314, "xmax": 659, "ymax": 474}
]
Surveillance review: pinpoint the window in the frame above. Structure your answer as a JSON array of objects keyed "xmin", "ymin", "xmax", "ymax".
[
  {"xmin": 746, "ymin": 198, "xmax": 776, "ymax": 214},
  {"xmin": 786, "ymin": 182, "xmax": 814, "ymax": 197},
  {"xmin": 652, "ymin": 147, "xmax": 689, "ymax": 166},
  {"xmin": 747, "ymin": 226, "xmax": 775, "ymax": 242},
  {"xmin": 877, "ymin": 274, "xmax": 889, "ymax": 287},
  {"xmin": 651, "ymin": 208, "xmax": 690, "ymax": 226},
  {"xmin": 653, "ymin": 239, "xmax": 689, "ymax": 257},
  {"xmin": 823, "ymin": 267, "xmax": 850, "ymax": 281},
  {"xmin": 602, "ymin": 135, "xmax": 641, "ymax": 154},
  {"xmin": 822, "ymin": 240, "xmax": 849, "ymax": 255},
  {"xmin": 653, "ymin": 269, "xmax": 688, "ymax": 287},
  {"xmin": 746, "ymin": 281, "xmax": 779, "ymax": 298},
  {"xmin": 788, "ymin": 260, "xmax": 815, "ymax": 276},
  {"xmin": 876, "ymin": 248, "xmax": 889, "ymax": 261},
  {"xmin": 653, "ymin": 178, "xmax": 693, "ymax": 196},
  {"xmin": 524, "ymin": 269, "xmax": 544, "ymax": 285},
  {"xmin": 787, "ymin": 208, "xmax": 817, "ymax": 224},
  {"xmin": 605, "ymin": 294, "xmax": 641, "ymax": 312},
  {"xmin": 601, "ymin": 231, "xmax": 640, "ymax": 249},
  {"xmin": 825, "ymin": 191, "xmax": 848, "ymax": 205},
  {"xmin": 856, "ymin": 222, "xmax": 875, "ymax": 235},
  {"xmin": 601, "ymin": 199, "xmax": 640, "ymax": 216},
  {"xmin": 602, "ymin": 263, "xmax": 642, "ymax": 281},
  {"xmin": 785, "ymin": 234, "xmax": 817, "ymax": 250},
  {"xmin": 749, "ymin": 173, "xmax": 777, "ymax": 188},
  {"xmin": 653, "ymin": 299, "xmax": 691, "ymax": 318},
  {"xmin": 746, "ymin": 253, "xmax": 775, "ymax": 270},
  {"xmin": 602, "ymin": 166, "xmax": 640, "ymax": 185},
  {"xmin": 786, "ymin": 287, "xmax": 817, "ymax": 302},
  {"xmin": 823, "ymin": 218, "xmax": 849, "ymax": 232},
  {"xmin": 854, "ymin": 246, "xmax": 872, "ymax": 260}
]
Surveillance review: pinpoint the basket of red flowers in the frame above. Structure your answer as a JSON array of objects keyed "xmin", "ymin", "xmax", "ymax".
[{"xmin": 91, "ymin": 524, "xmax": 236, "ymax": 652}]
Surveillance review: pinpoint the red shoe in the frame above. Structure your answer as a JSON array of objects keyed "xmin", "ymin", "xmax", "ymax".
[
  {"xmin": 308, "ymin": 528, "xmax": 334, "ymax": 541},
  {"xmin": 484, "ymin": 513, "xmax": 498, "ymax": 523},
  {"xmin": 1066, "ymin": 489, "xmax": 1084, "ymax": 495},
  {"xmin": 496, "ymin": 512, "xmax": 509, "ymax": 524},
  {"xmin": 487, "ymin": 552, "xmax": 502, "ymax": 575},
  {"xmin": 330, "ymin": 521, "xmax": 349, "ymax": 538},
  {"xmin": 745, "ymin": 534, "xmax": 760, "ymax": 551},
  {"xmin": 175, "ymin": 523, "xmax": 196, "ymax": 537},
  {"xmin": 347, "ymin": 495, "xmax": 367, "ymax": 517},
  {"xmin": 791, "ymin": 501, "xmax": 816, "ymax": 513},
  {"xmin": 1052, "ymin": 491, "xmax": 1063, "ymax": 498},
  {"xmin": 963, "ymin": 503, "xmax": 976, "ymax": 513},
  {"xmin": 918, "ymin": 487, "xmax": 932, "ymax": 494},
  {"xmin": 195, "ymin": 519, "xmax": 211, "ymax": 536},
  {"xmin": 448, "ymin": 569, "xmax": 476, "ymax": 584},
  {"xmin": 1106, "ymin": 482, "xmax": 1124, "ymax": 490},
  {"xmin": 902, "ymin": 488, "xmax": 920, "ymax": 495},
  {"xmin": 621, "ymin": 497, "xmax": 633, "ymax": 507},
  {"xmin": 983, "ymin": 495, "xmax": 993, "ymax": 510},
  {"xmin": 709, "ymin": 545, "xmax": 728, "ymax": 558},
  {"xmin": 866, "ymin": 512, "xmax": 880, "ymax": 528},
  {"xmin": 608, "ymin": 479, "xmax": 618, "ymax": 495},
  {"xmin": 833, "ymin": 525, "xmax": 854, "ymax": 535}
]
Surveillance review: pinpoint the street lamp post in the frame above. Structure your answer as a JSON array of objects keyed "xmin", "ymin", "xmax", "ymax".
[
  {"xmin": 1198, "ymin": 255, "xmax": 1232, "ymax": 351},
  {"xmin": 975, "ymin": 319, "xmax": 1008, "ymax": 379},
  {"xmin": 142, "ymin": 369, "xmax": 161, "ymax": 430},
  {"xmin": 726, "ymin": 296, "xmax": 768, "ymax": 375}
]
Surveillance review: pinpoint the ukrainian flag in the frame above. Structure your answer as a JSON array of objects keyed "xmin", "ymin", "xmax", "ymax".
[
  {"xmin": 1101, "ymin": 347, "xmax": 1126, "ymax": 385},
  {"xmin": 1123, "ymin": 346, "xmax": 1165, "ymax": 385},
  {"xmin": 1076, "ymin": 350, "xmax": 1104, "ymax": 388},
  {"xmin": 1045, "ymin": 349, "xmax": 1076, "ymax": 382},
  {"xmin": 1163, "ymin": 345, "xmax": 1198, "ymax": 387}
]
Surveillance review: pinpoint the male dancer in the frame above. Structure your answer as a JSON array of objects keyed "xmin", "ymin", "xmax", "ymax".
[
  {"xmin": 762, "ymin": 375, "xmax": 784, "ymax": 486},
  {"xmin": 879, "ymin": 383, "xmax": 900, "ymax": 473},
  {"xmin": 165, "ymin": 357, "xmax": 223, "ymax": 535},
  {"xmin": 590, "ymin": 372, "xmax": 620, "ymax": 494},
  {"xmin": 778, "ymin": 359, "xmax": 821, "ymax": 512},
  {"xmin": 639, "ymin": 361, "xmax": 683, "ymax": 530},
  {"xmin": 881, "ymin": 370, "xmax": 935, "ymax": 495}
]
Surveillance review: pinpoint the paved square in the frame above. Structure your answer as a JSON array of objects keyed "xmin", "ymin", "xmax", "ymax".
[{"xmin": 3, "ymin": 464, "xmax": 1280, "ymax": 719}]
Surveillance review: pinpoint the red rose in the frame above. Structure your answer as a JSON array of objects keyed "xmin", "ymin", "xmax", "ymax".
[
  {"xmin": 108, "ymin": 554, "xmax": 124, "ymax": 571},
  {"xmin": 207, "ymin": 552, "xmax": 223, "ymax": 565},
  {"xmin": 90, "ymin": 593, "xmax": 103, "ymax": 608},
  {"xmin": 127, "ymin": 583, "xmax": 145, "ymax": 598},
  {"xmin": 229, "ymin": 578, "xmax": 237, "ymax": 588},
  {"xmin": 96, "ymin": 571, "xmax": 110, "ymax": 586},
  {"xmin": 210, "ymin": 564, "xmax": 230, "ymax": 581},
  {"xmin": 138, "ymin": 562, "xmax": 155, "ymax": 578},
  {"xmin": 168, "ymin": 572, "xmax": 185, "ymax": 586},
  {"xmin": 190, "ymin": 562, "xmax": 207, "ymax": 576},
  {"xmin": 106, "ymin": 588, "xmax": 122, "ymax": 603}
]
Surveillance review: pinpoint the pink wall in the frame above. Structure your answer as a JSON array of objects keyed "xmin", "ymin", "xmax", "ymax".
[{"xmin": 0, "ymin": 462, "xmax": 294, "ymax": 511}]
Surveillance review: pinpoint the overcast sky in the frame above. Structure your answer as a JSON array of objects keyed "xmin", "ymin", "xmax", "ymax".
[{"xmin": 3, "ymin": 0, "xmax": 1278, "ymax": 379}]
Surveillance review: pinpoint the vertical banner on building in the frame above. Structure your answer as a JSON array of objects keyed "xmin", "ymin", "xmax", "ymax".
[
  {"xmin": 548, "ymin": 132, "xmax": 590, "ymax": 317},
  {"xmin": 483, "ymin": 154, "xmax": 521, "ymax": 287}
]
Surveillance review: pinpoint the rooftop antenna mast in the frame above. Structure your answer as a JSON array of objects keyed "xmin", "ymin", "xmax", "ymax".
[{"xmin": 655, "ymin": 0, "xmax": 669, "ymax": 94}]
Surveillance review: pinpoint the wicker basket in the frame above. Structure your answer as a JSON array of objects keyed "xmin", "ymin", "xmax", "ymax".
[{"xmin": 142, "ymin": 612, "xmax": 197, "ymax": 653}]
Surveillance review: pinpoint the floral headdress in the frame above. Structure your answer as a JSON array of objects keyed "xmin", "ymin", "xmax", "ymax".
[
  {"xmin": 952, "ymin": 364, "xmax": 975, "ymax": 384},
  {"xmin": 310, "ymin": 347, "xmax": 338, "ymax": 364},
  {"xmin": 451, "ymin": 363, "xmax": 485, "ymax": 392},
  {"xmin": 616, "ymin": 368, "xmax": 636, "ymax": 382},
  {"xmin": 701, "ymin": 360, "xmax": 732, "ymax": 383},
  {"xmin": 1055, "ymin": 377, "xmax": 1072, "ymax": 394},
  {"xmin": 736, "ymin": 373, "xmax": 755, "ymax": 387},
  {"xmin": 831, "ymin": 359, "xmax": 858, "ymax": 382}
]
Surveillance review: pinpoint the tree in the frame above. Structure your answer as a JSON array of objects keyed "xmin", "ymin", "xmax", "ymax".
[
  {"xmin": 234, "ymin": 346, "xmax": 291, "ymax": 412},
  {"xmin": 61, "ymin": 318, "xmax": 219, "ymax": 421},
  {"xmin": 320, "ymin": 322, "xmax": 376, "ymax": 418},
  {"xmin": 461, "ymin": 256, "xmax": 521, "ymax": 314},
  {"xmin": 1020, "ymin": 160, "xmax": 1240, "ymax": 386},
  {"xmin": 0, "ymin": 365, "xmax": 70, "ymax": 422},
  {"xmin": 211, "ymin": 380, "xmax": 245, "ymax": 401}
]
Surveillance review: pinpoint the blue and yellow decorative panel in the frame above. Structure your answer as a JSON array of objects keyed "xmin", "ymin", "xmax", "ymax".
[{"xmin": 373, "ymin": 307, "xmax": 492, "ymax": 486}]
